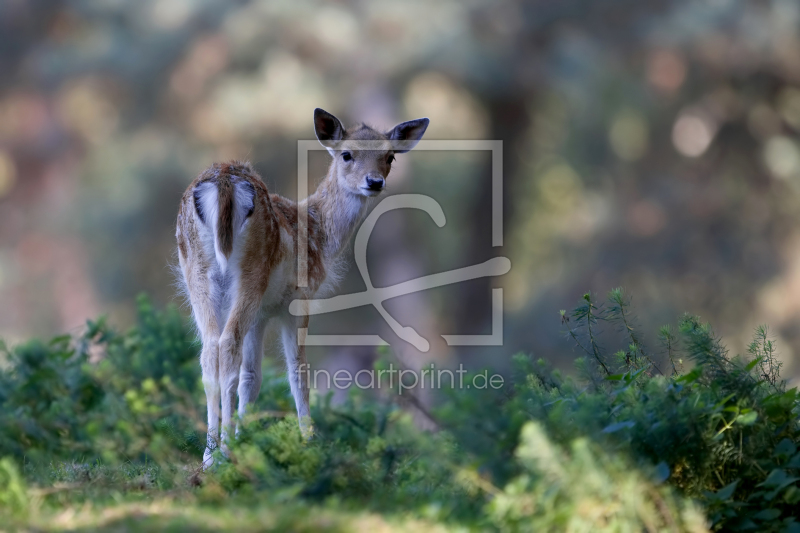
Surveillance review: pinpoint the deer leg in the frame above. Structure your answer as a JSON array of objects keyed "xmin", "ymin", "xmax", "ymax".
[
  {"xmin": 280, "ymin": 315, "xmax": 312, "ymax": 437},
  {"xmin": 181, "ymin": 266, "xmax": 222, "ymax": 469},
  {"xmin": 200, "ymin": 334, "xmax": 221, "ymax": 469},
  {"xmin": 236, "ymin": 315, "xmax": 268, "ymax": 435},
  {"xmin": 218, "ymin": 292, "xmax": 261, "ymax": 452}
]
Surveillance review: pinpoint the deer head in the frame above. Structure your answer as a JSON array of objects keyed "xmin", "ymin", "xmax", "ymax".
[{"xmin": 313, "ymin": 108, "xmax": 429, "ymax": 197}]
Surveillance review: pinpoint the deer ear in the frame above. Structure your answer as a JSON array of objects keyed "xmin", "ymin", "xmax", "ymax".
[
  {"xmin": 314, "ymin": 108, "xmax": 345, "ymax": 155},
  {"xmin": 387, "ymin": 118, "xmax": 429, "ymax": 153}
]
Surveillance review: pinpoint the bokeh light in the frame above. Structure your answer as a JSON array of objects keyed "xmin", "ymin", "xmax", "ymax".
[
  {"xmin": 672, "ymin": 110, "xmax": 717, "ymax": 158},
  {"xmin": 1, "ymin": 0, "xmax": 800, "ymax": 382}
]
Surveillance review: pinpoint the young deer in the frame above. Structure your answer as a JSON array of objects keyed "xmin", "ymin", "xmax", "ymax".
[{"xmin": 175, "ymin": 108, "xmax": 429, "ymax": 466}]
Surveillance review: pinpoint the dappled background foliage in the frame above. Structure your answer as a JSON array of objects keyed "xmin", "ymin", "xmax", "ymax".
[{"xmin": 2, "ymin": 1, "xmax": 800, "ymax": 381}]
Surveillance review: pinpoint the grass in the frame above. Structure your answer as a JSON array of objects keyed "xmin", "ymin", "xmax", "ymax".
[{"xmin": 1, "ymin": 291, "xmax": 799, "ymax": 531}]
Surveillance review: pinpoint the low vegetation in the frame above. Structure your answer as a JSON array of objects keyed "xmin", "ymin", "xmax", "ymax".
[{"xmin": 0, "ymin": 292, "xmax": 798, "ymax": 531}]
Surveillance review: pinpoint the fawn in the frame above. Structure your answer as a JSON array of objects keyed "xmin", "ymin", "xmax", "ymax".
[{"xmin": 175, "ymin": 108, "xmax": 429, "ymax": 466}]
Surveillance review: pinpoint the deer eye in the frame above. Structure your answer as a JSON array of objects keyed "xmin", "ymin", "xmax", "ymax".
[
  {"xmin": 342, "ymin": 152, "xmax": 352, "ymax": 162},
  {"xmin": 387, "ymin": 155, "xmax": 395, "ymax": 164}
]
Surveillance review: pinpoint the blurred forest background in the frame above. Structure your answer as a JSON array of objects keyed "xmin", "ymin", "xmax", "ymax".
[{"xmin": 3, "ymin": 0, "xmax": 800, "ymax": 382}]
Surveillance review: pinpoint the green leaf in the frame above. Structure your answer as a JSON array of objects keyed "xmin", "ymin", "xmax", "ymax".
[
  {"xmin": 760, "ymin": 469, "xmax": 787, "ymax": 488},
  {"xmin": 758, "ymin": 469, "xmax": 800, "ymax": 492},
  {"xmin": 736, "ymin": 411, "xmax": 758, "ymax": 425},
  {"xmin": 786, "ymin": 486, "xmax": 800, "ymax": 505},
  {"xmin": 602, "ymin": 421, "xmax": 635, "ymax": 433},
  {"xmin": 783, "ymin": 522, "xmax": 800, "ymax": 533},
  {"xmin": 715, "ymin": 480, "xmax": 738, "ymax": 501},
  {"xmin": 752, "ymin": 508, "xmax": 781, "ymax": 521},
  {"xmin": 745, "ymin": 357, "xmax": 762, "ymax": 372},
  {"xmin": 677, "ymin": 368, "xmax": 701, "ymax": 384},
  {"xmin": 625, "ymin": 367, "xmax": 647, "ymax": 383},
  {"xmin": 787, "ymin": 452, "xmax": 800, "ymax": 469},
  {"xmin": 774, "ymin": 438, "xmax": 797, "ymax": 459},
  {"xmin": 714, "ymin": 393, "xmax": 736, "ymax": 410}
]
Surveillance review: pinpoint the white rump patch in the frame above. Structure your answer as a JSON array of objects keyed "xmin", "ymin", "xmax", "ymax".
[
  {"xmin": 194, "ymin": 179, "xmax": 256, "ymax": 274},
  {"xmin": 231, "ymin": 178, "xmax": 255, "ymax": 233},
  {"xmin": 194, "ymin": 181, "xmax": 228, "ymax": 272}
]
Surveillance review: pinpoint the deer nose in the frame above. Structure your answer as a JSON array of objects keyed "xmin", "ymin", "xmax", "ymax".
[{"xmin": 366, "ymin": 176, "xmax": 384, "ymax": 191}]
